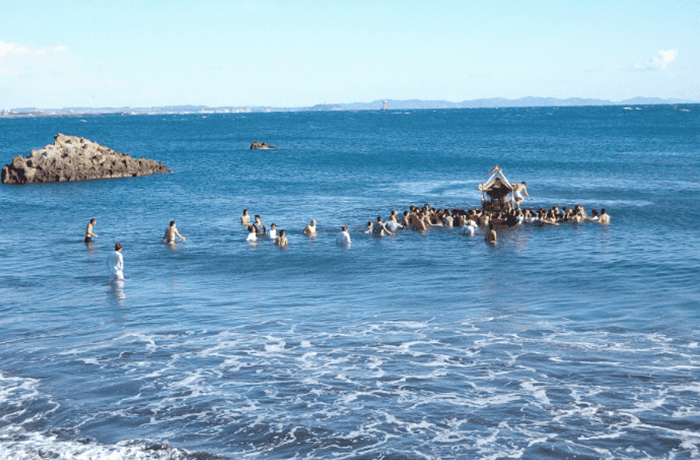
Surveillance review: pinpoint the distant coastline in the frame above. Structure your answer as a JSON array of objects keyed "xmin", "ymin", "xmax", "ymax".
[{"xmin": 1, "ymin": 97, "xmax": 696, "ymax": 118}]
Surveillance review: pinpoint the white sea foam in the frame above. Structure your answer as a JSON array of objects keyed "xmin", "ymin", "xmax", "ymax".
[
  {"xmin": 0, "ymin": 427, "xmax": 189, "ymax": 460},
  {"xmin": 264, "ymin": 341, "xmax": 287, "ymax": 353},
  {"xmin": 520, "ymin": 380, "xmax": 551, "ymax": 407},
  {"xmin": 3, "ymin": 317, "xmax": 700, "ymax": 458}
]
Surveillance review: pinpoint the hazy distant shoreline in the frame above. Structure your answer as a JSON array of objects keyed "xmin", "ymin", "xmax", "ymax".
[{"xmin": 1, "ymin": 96, "xmax": 696, "ymax": 118}]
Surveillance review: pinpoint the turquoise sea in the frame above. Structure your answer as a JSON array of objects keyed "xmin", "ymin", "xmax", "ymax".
[{"xmin": 1, "ymin": 105, "xmax": 699, "ymax": 459}]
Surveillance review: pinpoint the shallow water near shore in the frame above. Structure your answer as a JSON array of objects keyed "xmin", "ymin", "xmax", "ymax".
[{"xmin": 1, "ymin": 106, "xmax": 700, "ymax": 459}]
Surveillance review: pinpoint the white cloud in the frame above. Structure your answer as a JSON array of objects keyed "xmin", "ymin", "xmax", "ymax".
[
  {"xmin": 0, "ymin": 41, "xmax": 28, "ymax": 58},
  {"xmin": 635, "ymin": 49, "xmax": 678, "ymax": 71},
  {"xmin": 0, "ymin": 41, "xmax": 67, "ymax": 59},
  {"xmin": 653, "ymin": 49, "xmax": 678, "ymax": 69}
]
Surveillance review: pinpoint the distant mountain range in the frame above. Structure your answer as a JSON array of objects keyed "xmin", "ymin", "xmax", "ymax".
[{"xmin": 1, "ymin": 97, "xmax": 696, "ymax": 117}]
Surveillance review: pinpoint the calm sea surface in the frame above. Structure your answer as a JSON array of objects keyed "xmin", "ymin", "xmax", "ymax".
[{"xmin": 1, "ymin": 106, "xmax": 699, "ymax": 459}]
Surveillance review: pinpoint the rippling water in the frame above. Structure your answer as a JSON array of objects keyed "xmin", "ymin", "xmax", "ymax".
[{"xmin": 1, "ymin": 106, "xmax": 699, "ymax": 459}]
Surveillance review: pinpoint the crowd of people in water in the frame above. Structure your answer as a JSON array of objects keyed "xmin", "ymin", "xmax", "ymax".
[
  {"xmin": 240, "ymin": 202, "xmax": 611, "ymax": 248},
  {"xmin": 92, "ymin": 202, "xmax": 610, "ymax": 281},
  {"xmin": 361, "ymin": 202, "xmax": 609, "ymax": 244}
]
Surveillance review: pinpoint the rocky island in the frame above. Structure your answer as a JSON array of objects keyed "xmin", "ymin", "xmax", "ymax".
[{"xmin": 1, "ymin": 134, "xmax": 171, "ymax": 185}]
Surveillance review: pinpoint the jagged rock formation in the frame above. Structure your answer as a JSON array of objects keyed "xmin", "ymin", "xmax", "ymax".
[
  {"xmin": 1, "ymin": 134, "xmax": 171, "ymax": 185},
  {"xmin": 250, "ymin": 141, "xmax": 278, "ymax": 150}
]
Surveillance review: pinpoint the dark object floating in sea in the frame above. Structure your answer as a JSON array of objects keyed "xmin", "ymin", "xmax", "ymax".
[
  {"xmin": 1, "ymin": 134, "xmax": 171, "ymax": 185},
  {"xmin": 250, "ymin": 141, "xmax": 278, "ymax": 150}
]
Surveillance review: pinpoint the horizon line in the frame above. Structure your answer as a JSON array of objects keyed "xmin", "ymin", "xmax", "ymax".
[{"xmin": 2, "ymin": 96, "xmax": 697, "ymax": 116}]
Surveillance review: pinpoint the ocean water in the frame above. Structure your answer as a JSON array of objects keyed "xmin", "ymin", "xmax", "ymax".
[{"xmin": 1, "ymin": 105, "xmax": 699, "ymax": 459}]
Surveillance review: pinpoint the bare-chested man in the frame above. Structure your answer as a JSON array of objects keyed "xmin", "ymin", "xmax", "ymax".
[
  {"xmin": 411, "ymin": 215, "xmax": 429, "ymax": 232},
  {"xmin": 485, "ymin": 223, "xmax": 497, "ymax": 245},
  {"xmin": 572, "ymin": 210, "xmax": 585, "ymax": 223},
  {"xmin": 598, "ymin": 209, "xmax": 610, "ymax": 224},
  {"xmin": 401, "ymin": 211, "xmax": 411, "ymax": 228},
  {"xmin": 573, "ymin": 205, "xmax": 588, "ymax": 222},
  {"xmin": 540, "ymin": 211, "xmax": 560, "ymax": 226},
  {"xmin": 241, "ymin": 209, "xmax": 251, "ymax": 226},
  {"xmin": 276, "ymin": 229, "xmax": 288, "ymax": 247},
  {"xmin": 512, "ymin": 182, "xmax": 529, "ymax": 205},
  {"xmin": 429, "ymin": 210, "xmax": 443, "ymax": 226},
  {"xmin": 163, "ymin": 221, "xmax": 186, "ymax": 245},
  {"xmin": 85, "ymin": 218, "xmax": 98, "ymax": 243},
  {"xmin": 480, "ymin": 213, "xmax": 490, "ymax": 228},
  {"xmin": 303, "ymin": 220, "xmax": 317, "ymax": 237}
]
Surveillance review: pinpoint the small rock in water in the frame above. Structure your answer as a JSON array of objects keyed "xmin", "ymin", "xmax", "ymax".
[
  {"xmin": 1, "ymin": 133, "xmax": 171, "ymax": 185},
  {"xmin": 250, "ymin": 141, "xmax": 278, "ymax": 150}
]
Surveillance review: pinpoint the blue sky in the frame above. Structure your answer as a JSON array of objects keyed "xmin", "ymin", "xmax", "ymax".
[{"xmin": 1, "ymin": 0, "xmax": 698, "ymax": 109}]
